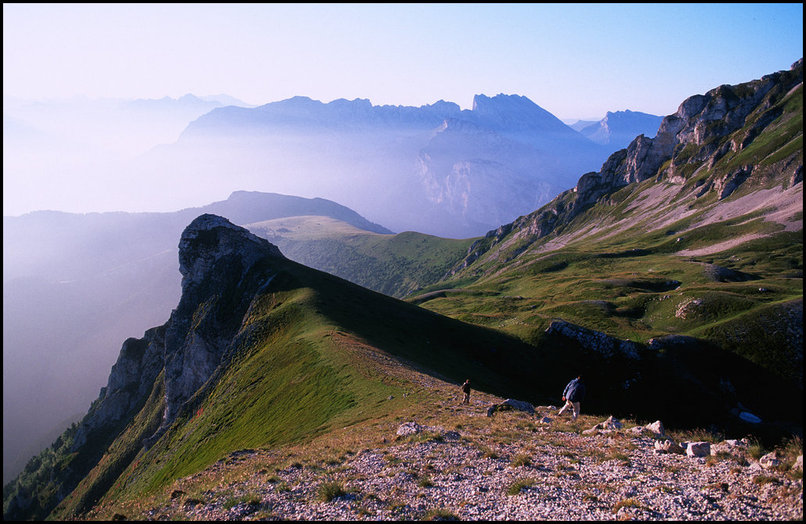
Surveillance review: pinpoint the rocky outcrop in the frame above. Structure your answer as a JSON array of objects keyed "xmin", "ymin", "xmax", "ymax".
[
  {"xmin": 71, "ymin": 327, "xmax": 165, "ymax": 449},
  {"xmin": 582, "ymin": 415, "xmax": 623, "ymax": 435},
  {"xmin": 152, "ymin": 215, "xmax": 286, "ymax": 443},
  {"xmin": 654, "ymin": 439, "xmax": 686, "ymax": 455},
  {"xmin": 486, "ymin": 398, "xmax": 536, "ymax": 417},
  {"xmin": 545, "ymin": 320, "xmax": 642, "ymax": 359},
  {"xmin": 72, "ymin": 214, "xmax": 287, "ymax": 451},
  {"xmin": 685, "ymin": 441, "xmax": 711, "ymax": 458}
]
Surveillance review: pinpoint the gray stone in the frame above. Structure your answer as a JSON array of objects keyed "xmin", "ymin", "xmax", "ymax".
[
  {"xmin": 645, "ymin": 420, "xmax": 664, "ymax": 435},
  {"xmin": 545, "ymin": 320, "xmax": 642, "ymax": 359},
  {"xmin": 654, "ymin": 439, "xmax": 685, "ymax": 455},
  {"xmin": 627, "ymin": 426, "xmax": 650, "ymax": 436},
  {"xmin": 759, "ymin": 451, "xmax": 782, "ymax": 470},
  {"xmin": 583, "ymin": 416, "xmax": 623, "ymax": 436},
  {"xmin": 501, "ymin": 399, "xmax": 535, "ymax": 414},
  {"xmin": 711, "ymin": 439, "xmax": 748, "ymax": 456},
  {"xmin": 396, "ymin": 422, "xmax": 422, "ymax": 437},
  {"xmin": 685, "ymin": 441, "xmax": 711, "ymax": 458},
  {"xmin": 486, "ymin": 398, "xmax": 535, "ymax": 417}
]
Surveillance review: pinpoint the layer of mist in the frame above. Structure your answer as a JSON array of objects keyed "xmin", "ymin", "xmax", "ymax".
[{"xmin": 2, "ymin": 92, "xmax": 658, "ymax": 483}]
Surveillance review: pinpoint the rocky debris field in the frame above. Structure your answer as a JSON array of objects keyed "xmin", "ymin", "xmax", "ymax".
[{"xmin": 99, "ymin": 400, "xmax": 803, "ymax": 521}]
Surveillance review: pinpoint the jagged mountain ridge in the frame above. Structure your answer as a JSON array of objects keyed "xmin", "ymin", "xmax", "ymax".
[
  {"xmin": 451, "ymin": 59, "xmax": 803, "ymax": 274},
  {"xmin": 137, "ymin": 93, "xmax": 613, "ymax": 237}
]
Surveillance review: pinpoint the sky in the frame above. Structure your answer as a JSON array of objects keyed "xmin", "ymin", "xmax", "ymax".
[{"xmin": 3, "ymin": 3, "xmax": 803, "ymax": 120}]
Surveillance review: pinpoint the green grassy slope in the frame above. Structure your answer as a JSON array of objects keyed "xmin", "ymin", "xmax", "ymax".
[
  {"xmin": 5, "ymin": 64, "xmax": 801, "ymax": 521},
  {"xmin": 411, "ymin": 66, "xmax": 803, "ymax": 390},
  {"xmin": 246, "ymin": 216, "xmax": 476, "ymax": 297},
  {"xmin": 43, "ymin": 244, "xmax": 796, "ymax": 519},
  {"xmin": 26, "ymin": 256, "xmax": 557, "ymax": 519}
]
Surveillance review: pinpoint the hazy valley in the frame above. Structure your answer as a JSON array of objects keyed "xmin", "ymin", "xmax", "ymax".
[{"xmin": 3, "ymin": 92, "xmax": 658, "ymax": 485}]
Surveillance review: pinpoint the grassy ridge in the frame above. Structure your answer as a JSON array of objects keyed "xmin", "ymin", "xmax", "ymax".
[{"xmin": 44, "ymin": 257, "xmax": 554, "ymax": 515}]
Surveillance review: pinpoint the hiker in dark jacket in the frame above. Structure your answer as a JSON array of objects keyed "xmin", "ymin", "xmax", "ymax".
[
  {"xmin": 557, "ymin": 375, "xmax": 585, "ymax": 421},
  {"xmin": 460, "ymin": 379, "xmax": 471, "ymax": 404}
]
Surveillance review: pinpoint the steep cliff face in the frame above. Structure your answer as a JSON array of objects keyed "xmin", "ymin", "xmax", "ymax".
[
  {"xmin": 6, "ymin": 215, "xmax": 291, "ymax": 520},
  {"xmin": 160, "ymin": 215, "xmax": 284, "ymax": 429},
  {"xmin": 112, "ymin": 215, "xmax": 283, "ymax": 442},
  {"xmin": 454, "ymin": 59, "xmax": 802, "ymax": 271}
]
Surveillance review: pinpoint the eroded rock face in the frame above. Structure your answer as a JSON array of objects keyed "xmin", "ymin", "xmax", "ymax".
[
  {"xmin": 177, "ymin": 214, "xmax": 283, "ymax": 298},
  {"xmin": 72, "ymin": 327, "xmax": 165, "ymax": 450},
  {"xmin": 161, "ymin": 215, "xmax": 286, "ymax": 432},
  {"xmin": 545, "ymin": 320, "xmax": 642, "ymax": 359}
]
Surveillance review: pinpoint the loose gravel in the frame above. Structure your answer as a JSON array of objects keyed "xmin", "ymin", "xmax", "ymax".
[{"xmin": 132, "ymin": 407, "xmax": 802, "ymax": 521}]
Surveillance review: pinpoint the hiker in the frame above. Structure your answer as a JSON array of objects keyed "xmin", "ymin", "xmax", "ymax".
[
  {"xmin": 460, "ymin": 379, "xmax": 471, "ymax": 404},
  {"xmin": 557, "ymin": 375, "xmax": 585, "ymax": 421}
]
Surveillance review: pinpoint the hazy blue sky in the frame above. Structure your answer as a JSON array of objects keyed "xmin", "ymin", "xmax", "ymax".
[{"xmin": 4, "ymin": 3, "xmax": 803, "ymax": 120}]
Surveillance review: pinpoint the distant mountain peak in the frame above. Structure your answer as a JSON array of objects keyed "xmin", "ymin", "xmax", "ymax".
[
  {"xmin": 468, "ymin": 93, "xmax": 581, "ymax": 140},
  {"xmin": 470, "ymin": 93, "xmax": 551, "ymax": 119},
  {"xmin": 578, "ymin": 110, "xmax": 663, "ymax": 146},
  {"xmin": 471, "ymin": 93, "xmax": 531, "ymax": 110}
]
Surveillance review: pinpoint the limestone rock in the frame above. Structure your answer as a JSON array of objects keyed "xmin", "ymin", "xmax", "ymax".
[
  {"xmin": 685, "ymin": 441, "xmax": 711, "ymax": 458},
  {"xmin": 793, "ymin": 455, "xmax": 803, "ymax": 472},
  {"xmin": 711, "ymin": 438, "xmax": 749, "ymax": 456},
  {"xmin": 645, "ymin": 420, "xmax": 664, "ymax": 435},
  {"xmin": 654, "ymin": 440, "xmax": 685, "ymax": 455},
  {"xmin": 627, "ymin": 426, "xmax": 651, "ymax": 436},
  {"xmin": 74, "ymin": 214, "xmax": 288, "ymax": 451},
  {"xmin": 159, "ymin": 215, "xmax": 285, "ymax": 429},
  {"xmin": 486, "ymin": 398, "xmax": 535, "ymax": 417},
  {"xmin": 583, "ymin": 416, "xmax": 623, "ymax": 435},
  {"xmin": 396, "ymin": 422, "xmax": 423, "ymax": 437},
  {"xmin": 759, "ymin": 450, "xmax": 782, "ymax": 470},
  {"xmin": 545, "ymin": 320, "xmax": 642, "ymax": 359}
]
